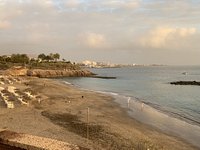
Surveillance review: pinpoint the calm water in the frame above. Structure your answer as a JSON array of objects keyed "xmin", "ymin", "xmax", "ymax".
[{"xmin": 61, "ymin": 66, "xmax": 200, "ymax": 147}]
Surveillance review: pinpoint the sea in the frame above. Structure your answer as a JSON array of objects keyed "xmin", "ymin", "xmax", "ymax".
[{"xmin": 60, "ymin": 66, "xmax": 200, "ymax": 148}]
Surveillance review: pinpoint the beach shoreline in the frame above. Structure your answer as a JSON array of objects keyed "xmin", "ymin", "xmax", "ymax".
[{"xmin": 0, "ymin": 76, "xmax": 198, "ymax": 149}]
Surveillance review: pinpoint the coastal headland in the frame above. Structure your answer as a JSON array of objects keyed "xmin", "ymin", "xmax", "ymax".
[
  {"xmin": 0, "ymin": 74, "xmax": 198, "ymax": 149},
  {"xmin": 3, "ymin": 66, "xmax": 116, "ymax": 79}
]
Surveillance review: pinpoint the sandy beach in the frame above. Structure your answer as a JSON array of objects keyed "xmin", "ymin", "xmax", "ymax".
[{"xmin": 0, "ymin": 76, "xmax": 198, "ymax": 150}]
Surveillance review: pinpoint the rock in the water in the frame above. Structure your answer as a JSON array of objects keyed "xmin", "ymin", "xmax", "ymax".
[{"xmin": 170, "ymin": 81, "xmax": 200, "ymax": 86}]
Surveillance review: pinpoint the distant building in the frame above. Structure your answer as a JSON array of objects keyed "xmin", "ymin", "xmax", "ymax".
[
  {"xmin": 81, "ymin": 60, "xmax": 122, "ymax": 68},
  {"xmin": 82, "ymin": 60, "xmax": 97, "ymax": 68}
]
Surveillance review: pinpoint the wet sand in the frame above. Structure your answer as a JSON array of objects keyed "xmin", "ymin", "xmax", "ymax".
[{"xmin": 0, "ymin": 77, "xmax": 198, "ymax": 149}]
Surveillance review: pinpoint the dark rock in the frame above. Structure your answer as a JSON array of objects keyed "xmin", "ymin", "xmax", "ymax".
[
  {"xmin": 170, "ymin": 81, "xmax": 200, "ymax": 86},
  {"xmin": 89, "ymin": 76, "xmax": 116, "ymax": 79}
]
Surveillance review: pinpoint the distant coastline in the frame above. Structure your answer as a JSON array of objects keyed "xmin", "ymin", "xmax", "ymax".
[
  {"xmin": 82, "ymin": 64, "xmax": 166, "ymax": 69},
  {"xmin": 79, "ymin": 60, "xmax": 166, "ymax": 69}
]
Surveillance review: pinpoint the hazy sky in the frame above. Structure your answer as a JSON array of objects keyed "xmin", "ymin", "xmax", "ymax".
[{"xmin": 0, "ymin": 0, "xmax": 200, "ymax": 65}]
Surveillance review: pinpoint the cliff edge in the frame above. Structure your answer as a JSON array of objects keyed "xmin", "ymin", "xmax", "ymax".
[
  {"xmin": 27, "ymin": 69, "xmax": 93, "ymax": 78},
  {"xmin": 3, "ymin": 67, "xmax": 94, "ymax": 78}
]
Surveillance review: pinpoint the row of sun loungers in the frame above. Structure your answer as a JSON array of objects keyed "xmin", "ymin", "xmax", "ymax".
[
  {"xmin": 0, "ymin": 75, "xmax": 21, "ymax": 85},
  {"xmin": 0, "ymin": 88, "xmax": 16, "ymax": 109},
  {"xmin": 0, "ymin": 86, "xmax": 38, "ymax": 109}
]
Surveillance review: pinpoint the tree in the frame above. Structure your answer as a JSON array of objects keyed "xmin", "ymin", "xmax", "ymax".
[
  {"xmin": 4, "ymin": 56, "xmax": 11, "ymax": 62},
  {"xmin": 0, "ymin": 56, "xmax": 3, "ymax": 62},
  {"xmin": 21, "ymin": 54, "xmax": 29, "ymax": 64},
  {"xmin": 53, "ymin": 53, "xmax": 60, "ymax": 62},
  {"xmin": 30, "ymin": 58, "xmax": 36, "ymax": 62},
  {"xmin": 11, "ymin": 54, "xmax": 29, "ymax": 64},
  {"xmin": 49, "ymin": 53, "xmax": 54, "ymax": 61},
  {"xmin": 38, "ymin": 53, "xmax": 46, "ymax": 61},
  {"xmin": 0, "ymin": 55, "xmax": 10, "ymax": 62},
  {"xmin": 45, "ymin": 55, "xmax": 53, "ymax": 62}
]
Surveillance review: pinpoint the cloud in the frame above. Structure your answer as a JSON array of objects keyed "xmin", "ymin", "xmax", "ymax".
[
  {"xmin": 80, "ymin": 32, "xmax": 106, "ymax": 48},
  {"xmin": 65, "ymin": 0, "xmax": 80, "ymax": 8},
  {"xmin": 57, "ymin": 0, "xmax": 141, "ymax": 13},
  {"xmin": 0, "ymin": 20, "xmax": 11, "ymax": 29},
  {"xmin": 26, "ymin": 23, "xmax": 51, "ymax": 43},
  {"xmin": 122, "ymin": 1, "xmax": 139, "ymax": 9},
  {"xmin": 0, "ymin": 0, "xmax": 200, "ymax": 65},
  {"xmin": 139, "ymin": 27, "xmax": 197, "ymax": 48},
  {"xmin": 102, "ymin": 0, "xmax": 140, "ymax": 9},
  {"xmin": 0, "ymin": 2, "xmax": 22, "ymax": 20},
  {"xmin": 178, "ymin": 28, "xmax": 196, "ymax": 37}
]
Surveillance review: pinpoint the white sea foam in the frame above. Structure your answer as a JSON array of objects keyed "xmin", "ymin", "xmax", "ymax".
[
  {"xmin": 63, "ymin": 81, "xmax": 72, "ymax": 85},
  {"xmin": 98, "ymin": 91, "xmax": 119, "ymax": 96}
]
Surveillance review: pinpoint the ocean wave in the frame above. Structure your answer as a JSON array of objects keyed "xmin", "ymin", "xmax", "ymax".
[
  {"xmin": 95, "ymin": 90, "xmax": 119, "ymax": 96},
  {"xmin": 63, "ymin": 81, "xmax": 72, "ymax": 85}
]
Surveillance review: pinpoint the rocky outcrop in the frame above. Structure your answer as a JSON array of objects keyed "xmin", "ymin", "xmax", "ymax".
[
  {"xmin": 170, "ymin": 81, "xmax": 200, "ymax": 86},
  {"xmin": 27, "ymin": 69, "xmax": 93, "ymax": 78},
  {"xmin": 3, "ymin": 67, "xmax": 94, "ymax": 78},
  {"xmin": 4, "ymin": 67, "xmax": 28, "ymax": 76},
  {"xmin": 90, "ymin": 76, "xmax": 116, "ymax": 79}
]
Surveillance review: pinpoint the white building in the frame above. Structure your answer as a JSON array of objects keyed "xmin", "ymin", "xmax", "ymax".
[{"xmin": 82, "ymin": 60, "xmax": 97, "ymax": 68}]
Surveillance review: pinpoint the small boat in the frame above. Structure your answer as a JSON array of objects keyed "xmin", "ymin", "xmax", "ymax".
[{"xmin": 182, "ymin": 72, "xmax": 187, "ymax": 75}]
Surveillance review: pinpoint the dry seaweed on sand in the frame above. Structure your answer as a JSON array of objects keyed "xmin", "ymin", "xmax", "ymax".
[
  {"xmin": 41, "ymin": 111, "xmax": 162, "ymax": 150},
  {"xmin": 41, "ymin": 111, "xmax": 138, "ymax": 150}
]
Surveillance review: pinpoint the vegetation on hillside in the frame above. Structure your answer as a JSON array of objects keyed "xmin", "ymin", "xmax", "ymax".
[{"xmin": 0, "ymin": 53, "xmax": 80, "ymax": 70}]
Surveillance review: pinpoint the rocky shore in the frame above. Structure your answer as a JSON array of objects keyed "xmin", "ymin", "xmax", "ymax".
[
  {"xmin": 4, "ymin": 67, "xmax": 94, "ymax": 78},
  {"xmin": 3, "ymin": 67, "xmax": 117, "ymax": 79},
  {"xmin": 27, "ymin": 69, "xmax": 93, "ymax": 78}
]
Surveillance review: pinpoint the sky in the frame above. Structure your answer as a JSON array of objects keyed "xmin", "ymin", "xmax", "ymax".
[{"xmin": 0, "ymin": 0, "xmax": 200, "ymax": 65}]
